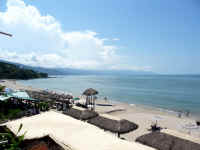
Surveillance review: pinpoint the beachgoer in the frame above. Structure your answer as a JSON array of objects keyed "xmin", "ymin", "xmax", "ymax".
[
  {"xmin": 185, "ymin": 110, "xmax": 190, "ymax": 117},
  {"xmin": 178, "ymin": 111, "xmax": 182, "ymax": 118},
  {"xmin": 104, "ymin": 96, "xmax": 107, "ymax": 102}
]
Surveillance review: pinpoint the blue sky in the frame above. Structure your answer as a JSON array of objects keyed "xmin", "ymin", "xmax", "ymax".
[{"xmin": 0, "ymin": 0, "xmax": 200, "ymax": 74}]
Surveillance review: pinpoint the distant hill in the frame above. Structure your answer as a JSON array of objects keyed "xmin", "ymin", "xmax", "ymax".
[
  {"xmin": 0, "ymin": 60, "xmax": 155, "ymax": 76},
  {"xmin": 0, "ymin": 61, "xmax": 48, "ymax": 80},
  {"xmin": 21, "ymin": 66, "xmax": 155, "ymax": 76}
]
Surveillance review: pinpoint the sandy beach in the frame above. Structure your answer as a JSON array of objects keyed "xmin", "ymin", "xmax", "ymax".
[
  {"xmin": 102, "ymin": 102, "xmax": 200, "ymax": 141},
  {"xmin": 1, "ymin": 79, "xmax": 200, "ymax": 142}
]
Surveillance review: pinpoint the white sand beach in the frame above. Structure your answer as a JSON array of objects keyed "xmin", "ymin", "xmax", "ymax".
[{"xmin": 95, "ymin": 99, "xmax": 200, "ymax": 141}]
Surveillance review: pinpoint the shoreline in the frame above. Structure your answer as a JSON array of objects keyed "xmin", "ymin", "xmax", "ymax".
[
  {"xmin": 18, "ymin": 77, "xmax": 200, "ymax": 118},
  {"xmin": 1, "ymin": 79, "xmax": 200, "ymax": 141},
  {"xmin": 95, "ymin": 97, "xmax": 200, "ymax": 121},
  {"xmin": 4, "ymin": 78, "xmax": 197, "ymax": 119}
]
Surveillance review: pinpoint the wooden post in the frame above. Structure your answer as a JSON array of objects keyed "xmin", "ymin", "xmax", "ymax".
[
  {"xmin": 94, "ymin": 96, "xmax": 95, "ymax": 111},
  {"xmin": 117, "ymin": 132, "xmax": 120, "ymax": 138}
]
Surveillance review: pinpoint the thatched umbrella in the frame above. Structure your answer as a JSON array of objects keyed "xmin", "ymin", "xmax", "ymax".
[
  {"xmin": 83, "ymin": 88, "xmax": 98, "ymax": 96},
  {"xmin": 65, "ymin": 94, "xmax": 73, "ymax": 100},
  {"xmin": 88, "ymin": 115, "xmax": 138, "ymax": 135},
  {"xmin": 63, "ymin": 106, "xmax": 98, "ymax": 120},
  {"xmin": 136, "ymin": 132, "xmax": 200, "ymax": 150},
  {"xmin": 83, "ymin": 88, "xmax": 98, "ymax": 110}
]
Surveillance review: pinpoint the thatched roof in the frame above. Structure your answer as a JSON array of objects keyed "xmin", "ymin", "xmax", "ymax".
[
  {"xmin": 136, "ymin": 132, "xmax": 200, "ymax": 150},
  {"xmin": 88, "ymin": 115, "xmax": 138, "ymax": 134},
  {"xmin": 56, "ymin": 99, "xmax": 69, "ymax": 103},
  {"xmin": 63, "ymin": 106, "xmax": 98, "ymax": 120},
  {"xmin": 65, "ymin": 94, "xmax": 73, "ymax": 99},
  {"xmin": 83, "ymin": 88, "xmax": 98, "ymax": 96},
  {"xmin": 26, "ymin": 90, "xmax": 72, "ymax": 102}
]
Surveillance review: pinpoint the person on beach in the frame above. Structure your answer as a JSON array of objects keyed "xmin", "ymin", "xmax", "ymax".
[
  {"xmin": 178, "ymin": 111, "xmax": 182, "ymax": 118},
  {"xmin": 104, "ymin": 96, "xmax": 107, "ymax": 102},
  {"xmin": 185, "ymin": 110, "xmax": 190, "ymax": 117}
]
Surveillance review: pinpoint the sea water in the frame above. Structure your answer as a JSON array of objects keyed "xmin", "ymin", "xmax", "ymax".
[{"xmin": 19, "ymin": 75, "xmax": 200, "ymax": 116}]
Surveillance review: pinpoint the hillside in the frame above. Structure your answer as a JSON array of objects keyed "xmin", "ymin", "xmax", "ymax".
[
  {"xmin": 0, "ymin": 62, "xmax": 48, "ymax": 80},
  {"xmin": 0, "ymin": 60, "xmax": 155, "ymax": 76}
]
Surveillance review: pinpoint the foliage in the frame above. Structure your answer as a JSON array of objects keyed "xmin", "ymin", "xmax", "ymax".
[
  {"xmin": 0, "ymin": 85, "xmax": 6, "ymax": 92},
  {"xmin": 6, "ymin": 109, "xmax": 22, "ymax": 120},
  {"xmin": 0, "ymin": 124, "xmax": 26, "ymax": 150},
  {"xmin": 39, "ymin": 102, "xmax": 49, "ymax": 111},
  {"xmin": 0, "ymin": 100, "xmax": 23, "ymax": 121},
  {"xmin": 0, "ymin": 62, "xmax": 48, "ymax": 80}
]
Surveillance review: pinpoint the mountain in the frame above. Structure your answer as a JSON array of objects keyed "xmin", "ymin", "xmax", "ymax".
[
  {"xmin": 21, "ymin": 66, "xmax": 155, "ymax": 76},
  {"xmin": 0, "ymin": 61, "xmax": 48, "ymax": 80},
  {"xmin": 0, "ymin": 60, "xmax": 155, "ymax": 76}
]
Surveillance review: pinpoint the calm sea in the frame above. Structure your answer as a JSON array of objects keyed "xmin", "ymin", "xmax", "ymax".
[{"xmin": 19, "ymin": 75, "xmax": 200, "ymax": 116}]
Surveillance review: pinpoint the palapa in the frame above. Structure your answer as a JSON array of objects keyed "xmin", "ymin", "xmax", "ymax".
[
  {"xmin": 88, "ymin": 115, "xmax": 138, "ymax": 134},
  {"xmin": 136, "ymin": 132, "xmax": 200, "ymax": 150},
  {"xmin": 83, "ymin": 88, "xmax": 98, "ymax": 96},
  {"xmin": 82, "ymin": 88, "xmax": 98, "ymax": 110},
  {"xmin": 63, "ymin": 106, "xmax": 98, "ymax": 120}
]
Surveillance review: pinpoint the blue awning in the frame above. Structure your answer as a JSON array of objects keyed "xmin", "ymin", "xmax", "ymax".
[{"xmin": 11, "ymin": 91, "xmax": 39, "ymax": 102}]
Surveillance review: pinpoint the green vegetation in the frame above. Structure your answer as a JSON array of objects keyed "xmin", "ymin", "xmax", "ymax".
[
  {"xmin": 0, "ymin": 85, "xmax": 5, "ymax": 92},
  {"xmin": 0, "ymin": 99, "xmax": 25, "ymax": 122},
  {"xmin": 0, "ymin": 124, "xmax": 26, "ymax": 150},
  {"xmin": 39, "ymin": 102, "xmax": 50, "ymax": 111},
  {"xmin": 0, "ymin": 104, "xmax": 23, "ymax": 122},
  {"xmin": 0, "ymin": 99, "xmax": 50, "ymax": 122},
  {"xmin": 0, "ymin": 62, "xmax": 48, "ymax": 80}
]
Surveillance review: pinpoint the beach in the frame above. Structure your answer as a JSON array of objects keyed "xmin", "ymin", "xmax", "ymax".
[
  {"xmin": 98, "ymin": 101, "xmax": 200, "ymax": 141},
  {"xmin": 19, "ymin": 74, "xmax": 200, "ymax": 116},
  {"xmin": 1, "ymin": 79, "xmax": 200, "ymax": 142}
]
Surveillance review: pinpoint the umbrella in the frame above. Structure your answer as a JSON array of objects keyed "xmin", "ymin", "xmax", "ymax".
[
  {"xmin": 136, "ymin": 132, "xmax": 200, "ymax": 150},
  {"xmin": 83, "ymin": 88, "xmax": 98, "ymax": 110},
  {"xmin": 73, "ymin": 97, "xmax": 80, "ymax": 101},
  {"xmin": 88, "ymin": 115, "xmax": 138, "ymax": 134},
  {"xmin": 83, "ymin": 88, "xmax": 98, "ymax": 96},
  {"xmin": 65, "ymin": 94, "xmax": 73, "ymax": 100}
]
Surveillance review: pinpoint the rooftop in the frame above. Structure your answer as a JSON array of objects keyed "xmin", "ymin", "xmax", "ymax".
[{"xmin": 5, "ymin": 111, "xmax": 155, "ymax": 150}]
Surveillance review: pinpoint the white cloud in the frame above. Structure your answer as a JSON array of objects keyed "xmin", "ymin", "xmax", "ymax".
[
  {"xmin": 110, "ymin": 65, "xmax": 152, "ymax": 71},
  {"xmin": 0, "ymin": 0, "xmax": 151, "ymax": 71},
  {"xmin": 112, "ymin": 38, "xmax": 120, "ymax": 41}
]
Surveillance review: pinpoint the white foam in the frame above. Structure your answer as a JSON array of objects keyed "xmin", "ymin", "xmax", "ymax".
[{"xmin": 130, "ymin": 104, "xmax": 135, "ymax": 107}]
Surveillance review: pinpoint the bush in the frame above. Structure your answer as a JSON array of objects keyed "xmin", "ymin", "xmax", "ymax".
[
  {"xmin": 0, "ymin": 124, "xmax": 26, "ymax": 150},
  {"xmin": 7, "ymin": 109, "xmax": 23, "ymax": 119},
  {"xmin": 0, "ymin": 85, "xmax": 5, "ymax": 92},
  {"xmin": 39, "ymin": 102, "xmax": 49, "ymax": 111}
]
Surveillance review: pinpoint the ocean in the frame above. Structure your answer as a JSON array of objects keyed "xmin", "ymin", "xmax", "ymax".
[{"xmin": 19, "ymin": 75, "xmax": 200, "ymax": 116}]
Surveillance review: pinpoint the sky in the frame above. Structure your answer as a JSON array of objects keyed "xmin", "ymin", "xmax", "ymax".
[{"xmin": 0, "ymin": 0, "xmax": 200, "ymax": 74}]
